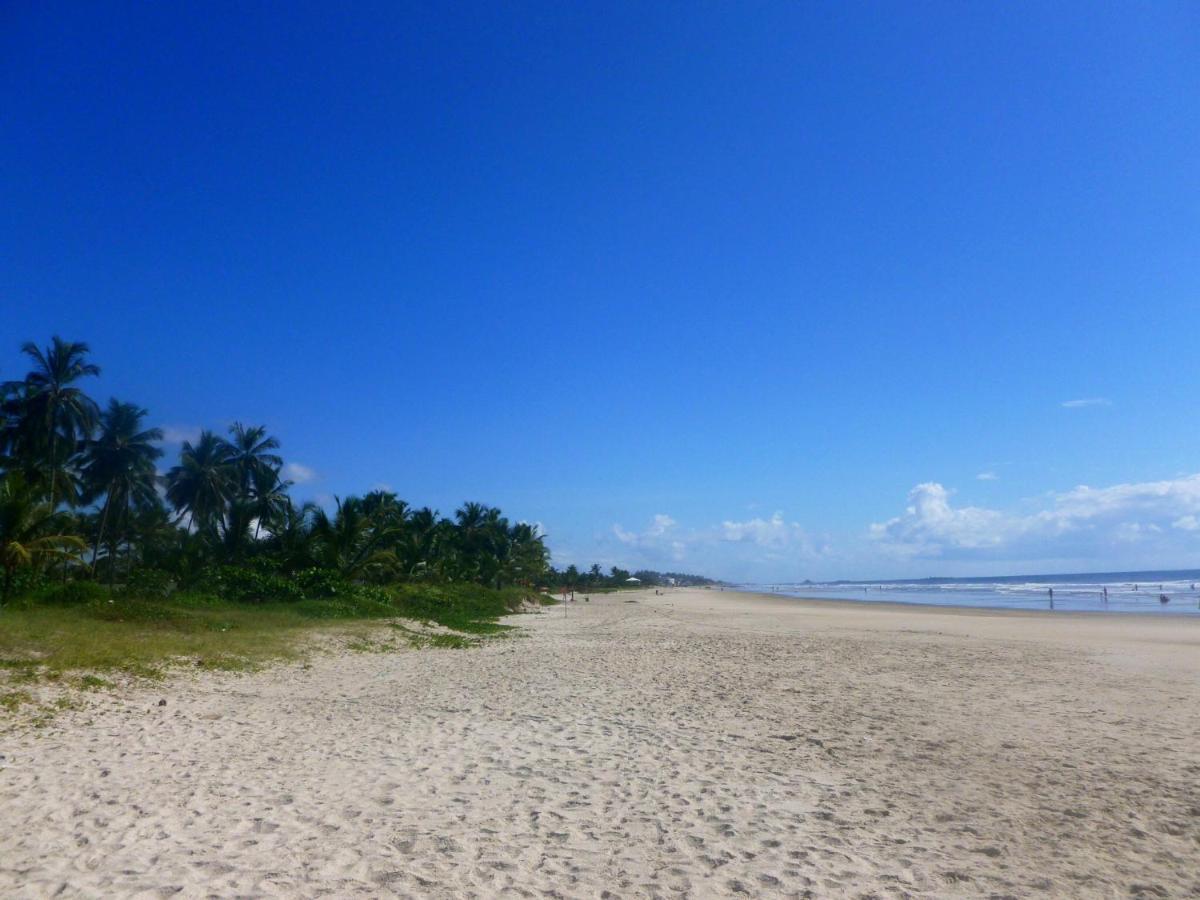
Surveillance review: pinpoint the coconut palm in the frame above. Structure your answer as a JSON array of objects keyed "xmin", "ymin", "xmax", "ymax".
[
  {"xmin": 265, "ymin": 499, "xmax": 319, "ymax": 573},
  {"xmin": 398, "ymin": 506, "xmax": 440, "ymax": 576},
  {"xmin": 311, "ymin": 495, "xmax": 400, "ymax": 579},
  {"xmin": 453, "ymin": 501, "xmax": 491, "ymax": 580},
  {"xmin": 164, "ymin": 430, "xmax": 235, "ymax": 535},
  {"xmin": 0, "ymin": 472, "xmax": 87, "ymax": 603},
  {"xmin": 79, "ymin": 400, "xmax": 164, "ymax": 574},
  {"xmin": 2, "ymin": 337, "xmax": 101, "ymax": 509},
  {"xmin": 249, "ymin": 466, "xmax": 292, "ymax": 539},
  {"xmin": 220, "ymin": 497, "xmax": 257, "ymax": 562},
  {"xmin": 227, "ymin": 423, "xmax": 283, "ymax": 500},
  {"xmin": 507, "ymin": 521, "xmax": 549, "ymax": 586},
  {"xmin": 124, "ymin": 497, "xmax": 177, "ymax": 572},
  {"xmin": 361, "ymin": 490, "xmax": 408, "ymax": 521}
]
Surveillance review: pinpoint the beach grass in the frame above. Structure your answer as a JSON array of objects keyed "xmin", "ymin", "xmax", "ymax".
[{"xmin": 0, "ymin": 582, "xmax": 539, "ymax": 685}]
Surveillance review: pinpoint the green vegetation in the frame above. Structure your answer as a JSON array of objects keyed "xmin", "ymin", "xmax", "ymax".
[
  {"xmin": 0, "ymin": 336, "xmax": 551, "ymax": 692},
  {"xmin": 0, "ymin": 689, "xmax": 32, "ymax": 712},
  {"xmin": 1, "ymin": 337, "xmax": 551, "ymax": 599},
  {"xmin": 0, "ymin": 581, "xmax": 533, "ymax": 682},
  {"xmin": 0, "ymin": 335, "xmax": 712, "ymax": 711},
  {"xmin": 544, "ymin": 562, "xmax": 718, "ymax": 590}
]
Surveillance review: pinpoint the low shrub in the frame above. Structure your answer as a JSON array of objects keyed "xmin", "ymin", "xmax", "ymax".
[
  {"xmin": 293, "ymin": 568, "xmax": 349, "ymax": 599},
  {"xmin": 28, "ymin": 580, "xmax": 109, "ymax": 608},
  {"xmin": 84, "ymin": 598, "xmax": 200, "ymax": 627},
  {"xmin": 291, "ymin": 595, "xmax": 396, "ymax": 620},
  {"xmin": 199, "ymin": 566, "xmax": 305, "ymax": 604},
  {"xmin": 388, "ymin": 582, "xmax": 527, "ymax": 629},
  {"xmin": 124, "ymin": 568, "xmax": 175, "ymax": 600}
]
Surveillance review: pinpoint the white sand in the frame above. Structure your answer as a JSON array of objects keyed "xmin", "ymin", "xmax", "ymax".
[{"xmin": 3, "ymin": 588, "xmax": 1200, "ymax": 897}]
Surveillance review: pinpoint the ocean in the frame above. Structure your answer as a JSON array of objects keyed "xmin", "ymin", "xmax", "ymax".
[{"xmin": 742, "ymin": 569, "xmax": 1200, "ymax": 614}]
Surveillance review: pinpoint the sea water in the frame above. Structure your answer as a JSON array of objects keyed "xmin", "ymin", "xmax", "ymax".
[{"xmin": 744, "ymin": 569, "xmax": 1200, "ymax": 614}]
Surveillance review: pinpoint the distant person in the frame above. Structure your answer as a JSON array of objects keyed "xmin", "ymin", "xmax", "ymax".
[
  {"xmin": 1102, "ymin": 586, "xmax": 1108, "ymax": 604},
  {"xmin": 1048, "ymin": 587, "xmax": 1054, "ymax": 609},
  {"xmin": 1159, "ymin": 593, "xmax": 1170, "ymax": 605}
]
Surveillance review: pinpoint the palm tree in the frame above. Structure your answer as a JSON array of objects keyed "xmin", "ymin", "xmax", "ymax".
[
  {"xmin": 361, "ymin": 490, "xmax": 410, "ymax": 527},
  {"xmin": 265, "ymin": 499, "xmax": 319, "ymax": 573},
  {"xmin": 400, "ymin": 506, "xmax": 440, "ymax": 577},
  {"xmin": 227, "ymin": 423, "xmax": 282, "ymax": 500},
  {"xmin": 249, "ymin": 466, "xmax": 292, "ymax": 539},
  {"xmin": 124, "ymin": 497, "xmax": 178, "ymax": 572},
  {"xmin": 453, "ymin": 501, "xmax": 491, "ymax": 581},
  {"xmin": 220, "ymin": 497, "xmax": 257, "ymax": 562},
  {"xmin": 0, "ymin": 472, "xmax": 87, "ymax": 603},
  {"xmin": 79, "ymin": 400, "xmax": 163, "ymax": 575},
  {"xmin": 164, "ymin": 430, "xmax": 234, "ymax": 535},
  {"xmin": 311, "ymin": 495, "xmax": 400, "ymax": 579},
  {"xmin": 3, "ymin": 337, "xmax": 101, "ymax": 510},
  {"xmin": 507, "ymin": 521, "xmax": 549, "ymax": 586}
]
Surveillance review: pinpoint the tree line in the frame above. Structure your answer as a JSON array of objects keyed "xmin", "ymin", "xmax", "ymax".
[
  {"xmin": 0, "ymin": 336, "xmax": 551, "ymax": 602},
  {"xmin": 545, "ymin": 564, "xmax": 717, "ymax": 589}
]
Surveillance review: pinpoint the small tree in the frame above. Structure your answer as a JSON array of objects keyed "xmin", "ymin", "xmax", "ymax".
[{"xmin": 0, "ymin": 473, "xmax": 87, "ymax": 603}]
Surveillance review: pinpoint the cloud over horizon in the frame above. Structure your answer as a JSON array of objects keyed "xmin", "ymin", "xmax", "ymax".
[
  {"xmin": 871, "ymin": 474, "xmax": 1200, "ymax": 564},
  {"xmin": 569, "ymin": 472, "xmax": 1200, "ymax": 581},
  {"xmin": 604, "ymin": 510, "xmax": 832, "ymax": 579}
]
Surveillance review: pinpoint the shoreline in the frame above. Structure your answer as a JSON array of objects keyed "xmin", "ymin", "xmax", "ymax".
[
  {"xmin": 736, "ymin": 588, "xmax": 1200, "ymax": 619},
  {"xmin": 3, "ymin": 586, "xmax": 1198, "ymax": 896}
]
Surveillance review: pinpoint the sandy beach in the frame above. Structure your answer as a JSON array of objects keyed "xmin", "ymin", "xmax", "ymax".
[{"xmin": 3, "ymin": 587, "xmax": 1199, "ymax": 898}]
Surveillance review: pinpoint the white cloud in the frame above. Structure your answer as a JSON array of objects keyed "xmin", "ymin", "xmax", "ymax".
[
  {"xmin": 869, "ymin": 483, "xmax": 1013, "ymax": 557},
  {"xmin": 721, "ymin": 511, "xmax": 804, "ymax": 549},
  {"xmin": 613, "ymin": 514, "xmax": 685, "ymax": 561},
  {"xmin": 871, "ymin": 474, "xmax": 1200, "ymax": 561},
  {"xmin": 648, "ymin": 514, "xmax": 676, "ymax": 535},
  {"xmin": 976, "ymin": 471, "xmax": 998, "ymax": 481},
  {"xmin": 607, "ymin": 510, "xmax": 831, "ymax": 575},
  {"xmin": 1061, "ymin": 398, "xmax": 1111, "ymax": 409},
  {"xmin": 159, "ymin": 425, "xmax": 201, "ymax": 444},
  {"xmin": 283, "ymin": 462, "xmax": 317, "ymax": 484}
]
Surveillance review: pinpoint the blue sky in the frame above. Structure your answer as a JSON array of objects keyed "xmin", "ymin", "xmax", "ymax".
[{"xmin": 3, "ymin": 3, "xmax": 1198, "ymax": 581}]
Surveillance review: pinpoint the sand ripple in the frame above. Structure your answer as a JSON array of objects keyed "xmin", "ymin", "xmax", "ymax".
[{"xmin": 3, "ymin": 590, "xmax": 1199, "ymax": 897}]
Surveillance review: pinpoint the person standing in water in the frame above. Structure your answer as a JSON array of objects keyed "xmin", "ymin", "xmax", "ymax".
[
  {"xmin": 1103, "ymin": 586, "xmax": 1109, "ymax": 605},
  {"xmin": 1048, "ymin": 587, "xmax": 1054, "ymax": 609}
]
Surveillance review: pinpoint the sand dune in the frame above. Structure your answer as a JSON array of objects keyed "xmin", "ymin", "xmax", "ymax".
[{"xmin": 3, "ymin": 588, "xmax": 1199, "ymax": 897}]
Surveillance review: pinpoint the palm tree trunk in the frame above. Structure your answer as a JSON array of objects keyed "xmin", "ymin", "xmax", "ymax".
[
  {"xmin": 48, "ymin": 430, "xmax": 58, "ymax": 512},
  {"xmin": 92, "ymin": 492, "xmax": 113, "ymax": 577},
  {"xmin": 108, "ymin": 533, "xmax": 118, "ymax": 589},
  {"xmin": 109, "ymin": 506, "xmax": 126, "ymax": 590}
]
